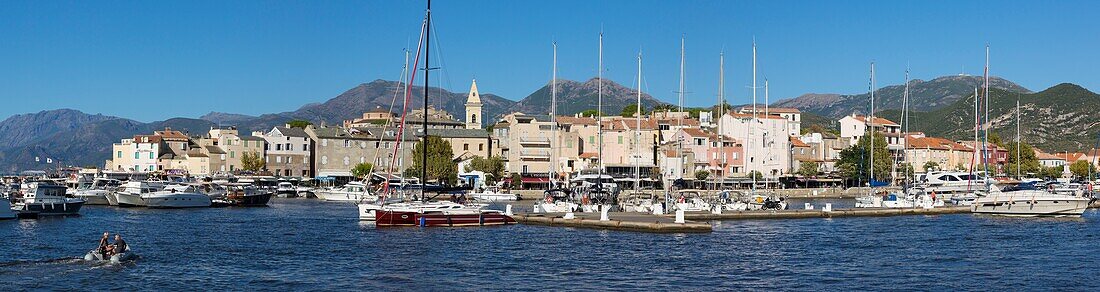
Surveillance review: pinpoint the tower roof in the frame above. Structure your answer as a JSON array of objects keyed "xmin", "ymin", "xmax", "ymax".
[{"xmin": 467, "ymin": 79, "xmax": 481, "ymax": 104}]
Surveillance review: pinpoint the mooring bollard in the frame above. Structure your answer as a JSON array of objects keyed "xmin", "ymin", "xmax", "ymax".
[
  {"xmin": 505, "ymin": 204, "xmax": 513, "ymax": 216},
  {"xmin": 532, "ymin": 203, "xmax": 540, "ymax": 213},
  {"xmin": 675, "ymin": 210, "xmax": 685, "ymax": 224},
  {"xmin": 813, "ymin": 190, "xmax": 819, "ymax": 196},
  {"xmin": 823, "ymin": 203, "xmax": 833, "ymax": 212},
  {"xmin": 652, "ymin": 204, "xmax": 664, "ymax": 215},
  {"xmin": 600, "ymin": 207, "xmax": 610, "ymax": 221}
]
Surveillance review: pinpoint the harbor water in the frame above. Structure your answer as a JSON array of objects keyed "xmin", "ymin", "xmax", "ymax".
[{"xmin": 2, "ymin": 198, "xmax": 1099, "ymax": 290}]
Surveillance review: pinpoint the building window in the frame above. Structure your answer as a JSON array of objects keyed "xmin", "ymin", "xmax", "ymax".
[
  {"xmin": 276, "ymin": 144, "xmax": 282, "ymax": 151},
  {"xmin": 149, "ymin": 152, "xmax": 154, "ymax": 159},
  {"xmin": 117, "ymin": 151, "xmax": 122, "ymax": 158},
  {"xmin": 464, "ymin": 144, "xmax": 469, "ymax": 151},
  {"xmin": 230, "ymin": 151, "xmax": 235, "ymax": 159},
  {"xmin": 618, "ymin": 136, "xmax": 623, "ymax": 144},
  {"xmin": 479, "ymin": 143, "xmax": 484, "ymax": 151},
  {"xmin": 343, "ymin": 157, "xmax": 350, "ymax": 165},
  {"xmin": 220, "ymin": 154, "xmax": 226, "ymax": 160},
  {"xmin": 276, "ymin": 156, "xmax": 282, "ymax": 163},
  {"xmin": 322, "ymin": 139, "xmax": 328, "ymax": 147},
  {"xmin": 303, "ymin": 144, "xmax": 309, "ymax": 151},
  {"xmin": 344, "ymin": 140, "xmax": 350, "ymax": 148},
  {"xmin": 588, "ymin": 136, "xmax": 594, "ymax": 144},
  {"xmin": 321, "ymin": 156, "xmax": 328, "ymax": 165}
]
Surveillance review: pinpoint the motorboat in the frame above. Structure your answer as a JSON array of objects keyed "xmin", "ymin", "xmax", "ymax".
[
  {"xmin": 84, "ymin": 245, "xmax": 137, "ymax": 264},
  {"xmin": 535, "ymin": 188, "xmax": 579, "ymax": 213},
  {"xmin": 671, "ymin": 189, "xmax": 711, "ymax": 212},
  {"xmin": 618, "ymin": 192, "xmax": 661, "ymax": 213},
  {"xmin": 71, "ymin": 178, "xmax": 122, "ymax": 205},
  {"xmin": 468, "ymin": 187, "xmax": 520, "ymax": 202},
  {"xmin": 715, "ymin": 190, "xmax": 749, "ymax": 211},
  {"xmin": 12, "ymin": 181, "xmax": 85, "ymax": 215},
  {"xmin": 211, "ymin": 184, "xmax": 273, "ymax": 207},
  {"xmin": 745, "ymin": 192, "xmax": 788, "ymax": 210},
  {"xmin": 921, "ymin": 171, "xmax": 994, "ymax": 200},
  {"xmin": 276, "ymin": 182, "xmax": 299, "ymax": 198},
  {"xmin": 375, "ymin": 209, "xmax": 516, "ymax": 227},
  {"xmin": 143, "ymin": 184, "xmax": 212, "ymax": 208},
  {"xmin": 315, "ymin": 182, "xmax": 375, "ymax": 202},
  {"xmin": 114, "ymin": 181, "xmax": 166, "ymax": 207},
  {"xmin": 0, "ymin": 197, "xmax": 16, "ymax": 219},
  {"xmin": 971, "ymin": 187, "xmax": 1090, "ymax": 217}
]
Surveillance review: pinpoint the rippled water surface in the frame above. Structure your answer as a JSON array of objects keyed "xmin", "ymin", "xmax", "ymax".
[{"xmin": 2, "ymin": 198, "xmax": 1099, "ymax": 290}]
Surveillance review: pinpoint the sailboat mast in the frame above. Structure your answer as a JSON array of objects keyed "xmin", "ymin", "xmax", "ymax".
[
  {"xmin": 751, "ymin": 41, "xmax": 757, "ymax": 191},
  {"xmin": 902, "ymin": 68, "xmax": 909, "ymax": 187},
  {"xmin": 634, "ymin": 52, "xmax": 642, "ymax": 195},
  {"xmin": 421, "ymin": 0, "xmax": 431, "ymax": 193},
  {"xmin": 597, "ymin": 33, "xmax": 604, "ymax": 186},
  {"xmin": 869, "ymin": 62, "xmax": 875, "ymax": 184},
  {"xmin": 983, "ymin": 45, "xmax": 990, "ymax": 187},
  {"xmin": 550, "ymin": 42, "xmax": 558, "ymax": 189},
  {"xmin": 718, "ymin": 51, "xmax": 725, "ymax": 189},
  {"xmin": 677, "ymin": 36, "xmax": 685, "ymax": 182},
  {"xmin": 1016, "ymin": 97, "xmax": 1021, "ymax": 179}
]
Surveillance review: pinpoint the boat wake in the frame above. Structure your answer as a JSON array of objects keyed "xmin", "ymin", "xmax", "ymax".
[{"xmin": 0, "ymin": 256, "xmax": 82, "ymax": 267}]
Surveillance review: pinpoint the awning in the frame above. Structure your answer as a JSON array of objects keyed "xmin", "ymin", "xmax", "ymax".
[
  {"xmin": 318, "ymin": 171, "xmax": 353, "ymax": 177},
  {"xmin": 521, "ymin": 177, "xmax": 549, "ymax": 183}
]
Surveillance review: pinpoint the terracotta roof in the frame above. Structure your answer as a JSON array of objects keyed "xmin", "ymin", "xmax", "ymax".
[
  {"xmin": 907, "ymin": 136, "xmax": 969, "ymax": 151},
  {"xmin": 739, "ymin": 107, "xmax": 801, "ymax": 114},
  {"xmin": 155, "ymin": 129, "xmax": 189, "ymax": 141},
  {"xmin": 556, "ymin": 116, "xmax": 598, "ymax": 125},
  {"xmin": 850, "ymin": 115, "xmax": 899, "ymax": 126},
  {"xmin": 1036, "ymin": 152, "xmax": 1063, "ymax": 160},
  {"xmin": 679, "ymin": 128, "xmax": 711, "ymax": 138},
  {"xmin": 133, "ymin": 135, "xmax": 162, "ymax": 144},
  {"xmin": 1055, "ymin": 152, "xmax": 1088, "ymax": 162},
  {"xmin": 790, "ymin": 137, "xmax": 809, "ymax": 148},
  {"xmin": 725, "ymin": 112, "xmax": 787, "ymax": 120},
  {"xmin": 579, "ymin": 152, "xmax": 599, "ymax": 159}
]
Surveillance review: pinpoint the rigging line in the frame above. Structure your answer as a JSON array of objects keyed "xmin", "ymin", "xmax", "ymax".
[
  {"xmin": 382, "ymin": 15, "xmax": 427, "ymax": 198},
  {"xmin": 368, "ymin": 49, "xmax": 412, "ymax": 178},
  {"xmin": 426, "ymin": 13, "xmax": 454, "ymax": 113}
]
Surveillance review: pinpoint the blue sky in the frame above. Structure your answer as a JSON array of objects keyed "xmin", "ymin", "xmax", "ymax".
[{"xmin": 2, "ymin": 0, "xmax": 1098, "ymax": 122}]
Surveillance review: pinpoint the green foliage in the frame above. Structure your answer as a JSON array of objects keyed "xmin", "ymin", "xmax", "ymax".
[
  {"xmin": 898, "ymin": 163, "xmax": 915, "ymax": 181},
  {"xmin": 988, "ymin": 133, "xmax": 1004, "ymax": 147},
  {"xmin": 955, "ymin": 163, "xmax": 966, "ymax": 171},
  {"xmin": 240, "ymin": 151, "xmax": 265, "ymax": 172},
  {"xmin": 1069, "ymin": 160, "xmax": 1096, "ymax": 179},
  {"xmin": 620, "ymin": 104, "xmax": 646, "ymax": 117},
  {"xmin": 1039, "ymin": 166, "xmax": 1064, "ymax": 179},
  {"xmin": 693, "ymin": 170, "xmax": 710, "ymax": 181},
  {"xmin": 464, "ymin": 156, "xmax": 506, "ymax": 184},
  {"xmin": 351, "ymin": 162, "xmax": 374, "ymax": 179},
  {"xmin": 406, "ymin": 136, "xmax": 457, "ymax": 185},
  {"xmin": 923, "ymin": 161, "xmax": 940, "ymax": 172},
  {"xmin": 1004, "ymin": 142, "xmax": 1040, "ymax": 177},
  {"xmin": 510, "ymin": 173, "xmax": 522, "ymax": 187},
  {"xmin": 836, "ymin": 133, "xmax": 892, "ymax": 182},
  {"xmin": 797, "ymin": 161, "xmax": 820, "ymax": 177},
  {"xmin": 748, "ymin": 170, "xmax": 764, "ymax": 180},
  {"xmin": 287, "ymin": 120, "xmax": 312, "ymax": 129},
  {"xmin": 578, "ymin": 109, "xmax": 601, "ymax": 117}
]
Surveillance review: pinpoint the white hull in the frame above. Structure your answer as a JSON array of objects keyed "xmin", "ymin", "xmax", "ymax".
[
  {"xmin": 971, "ymin": 191, "xmax": 1090, "ymax": 217},
  {"xmin": 105, "ymin": 192, "xmax": 120, "ymax": 206},
  {"xmin": 469, "ymin": 192, "xmax": 519, "ymax": 202},
  {"xmin": 115, "ymin": 193, "xmax": 147, "ymax": 207},
  {"xmin": 359, "ymin": 201, "xmax": 484, "ymax": 221},
  {"xmin": 143, "ymin": 193, "xmax": 212, "ymax": 208},
  {"xmin": 74, "ymin": 190, "xmax": 111, "ymax": 205},
  {"xmin": 317, "ymin": 191, "xmax": 371, "ymax": 202},
  {"xmin": 536, "ymin": 202, "xmax": 578, "ymax": 213}
]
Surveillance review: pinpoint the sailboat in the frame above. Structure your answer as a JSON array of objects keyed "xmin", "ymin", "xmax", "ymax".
[
  {"xmin": 742, "ymin": 41, "xmax": 785, "ymax": 211},
  {"xmin": 971, "ymin": 45, "xmax": 1089, "ymax": 217},
  {"xmin": 373, "ymin": 0, "xmax": 514, "ymax": 226},
  {"xmin": 536, "ymin": 41, "xmax": 580, "ymax": 213}
]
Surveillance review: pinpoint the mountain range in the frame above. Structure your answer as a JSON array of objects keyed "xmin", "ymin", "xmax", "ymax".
[
  {"xmin": 0, "ymin": 77, "xmax": 665, "ymax": 171},
  {"xmin": 773, "ymin": 75, "xmax": 1032, "ymax": 118}
]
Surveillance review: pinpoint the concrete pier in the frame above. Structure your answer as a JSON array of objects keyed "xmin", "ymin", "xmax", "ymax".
[
  {"xmin": 513, "ymin": 212, "xmax": 712, "ymax": 233},
  {"xmin": 679, "ymin": 206, "xmax": 972, "ymax": 220}
]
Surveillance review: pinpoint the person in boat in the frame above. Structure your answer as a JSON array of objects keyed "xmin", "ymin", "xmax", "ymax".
[
  {"xmin": 110, "ymin": 234, "xmax": 127, "ymax": 256},
  {"xmin": 97, "ymin": 232, "xmax": 110, "ymax": 255}
]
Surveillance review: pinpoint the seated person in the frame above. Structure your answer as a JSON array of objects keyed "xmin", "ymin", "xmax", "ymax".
[{"xmin": 110, "ymin": 235, "xmax": 127, "ymax": 256}]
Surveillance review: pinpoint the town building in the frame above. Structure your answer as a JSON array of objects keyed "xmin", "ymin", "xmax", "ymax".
[
  {"xmin": 738, "ymin": 107, "xmax": 802, "ymax": 136},
  {"xmin": 257, "ymin": 126, "xmax": 313, "ymax": 177},
  {"xmin": 718, "ymin": 112, "xmax": 792, "ymax": 178}
]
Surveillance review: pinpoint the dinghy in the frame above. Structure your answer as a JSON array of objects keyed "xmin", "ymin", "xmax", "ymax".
[{"xmin": 83, "ymin": 246, "xmax": 137, "ymax": 264}]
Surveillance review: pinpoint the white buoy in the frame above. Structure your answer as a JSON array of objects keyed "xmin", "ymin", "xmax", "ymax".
[
  {"xmin": 711, "ymin": 205, "xmax": 722, "ymax": 214},
  {"xmin": 600, "ymin": 207, "xmax": 609, "ymax": 221},
  {"xmin": 823, "ymin": 203, "xmax": 833, "ymax": 212},
  {"xmin": 505, "ymin": 204, "xmax": 513, "ymax": 216},
  {"xmin": 674, "ymin": 210, "xmax": 685, "ymax": 224}
]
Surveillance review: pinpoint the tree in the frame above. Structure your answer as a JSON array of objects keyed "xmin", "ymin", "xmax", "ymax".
[
  {"xmin": 240, "ymin": 151, "xmax": 265, "ymax": 172},
  {"xmin": 509, "ymin": 173, "xmax": 522, "ymax": 188},
  {"xmin": 1069, "ymin": 160, "xmax": 1095, "ymax": 179},
  {"xmin": 748, "ymin": 170, "xmax": 764, "ymax": 181},
  {"xmin": 406, "ymin": 136, "xmax": 457, "ymax": 185},
  {"xmin": 797, "ymin": 161, "xmax": 820, "ymax": 177},
  {"xmin": 988, "ymin": 133, "xmax": 1005, "ymax": 148},
  {"xmin": 464, "ymin": 156, "xmax": 506, "ymax": 184},
  {"xmin": 923, "ymin": 161, "xmax": 940, "ymax": 172},
  {"xmin": 955, "ymin": 163, "xmax": 966, "ymax": 171},
  {"xmin": 1004, "ymin": 142, "xmax": 1040, "ymax": 177},
  {"xmin": 1040, "ymin": 166, "xmax": 1064, "ymax": 179},
  {"xmin": 694, "ymin": 170, "xmax": 710, "ymax": 181},
  {"xmin": 898, "ymin": 163, "xmax": 916, "ymax": 182},
  {"xmin": 351, "ymin": 162, "xmax": 374, "ymax": 179},
  {"xmin": 287, "ymin": 120, "xmax": 312, "ymax": 129},
  {"xmin": 621, "ymin": 104, "xmax": 646, "ymax": 117},
  {"xmin": 836, "ymin": 133, "xmax": 892, "ymax": 182}
]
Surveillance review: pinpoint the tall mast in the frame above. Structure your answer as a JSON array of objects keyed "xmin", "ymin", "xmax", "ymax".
[
  {"xmin": 1016, "ymin": 97, "xmax": 1020, "ymax": 179},
  {"xmin": 550, "ymin": 42, "xmax": 558, "ymax": 189},
  {"xmin": 750, "ymin": 40, "xmax": 757, "ymax": 191},
  {"xmin": 677, "ymin": 35, "xmax": 685, "ymax": 182},
  {"xmin": 597, "ymin": 33, "xmax": 604, "ymax": 185},
  {"xmin": 869, "ymin": 62, "xmax": 875, "ymax": 185},
  {"xmin": 634, "ymin": 51, "xmax": 642, "ymax": 195},
  {"xmin": 421, "ymin": 0, "xmax": 431, "ymax": 194},
  {"xmin": 902, "ymin": 68, "xmax": 909, "ymax": 187},
  {"xmin": 718, "ymin": 51, "xmax": 725, "ymax": 189},
  {"xmin": 983, "ymin": 45, "xmax": 990, "ymax": 187}
]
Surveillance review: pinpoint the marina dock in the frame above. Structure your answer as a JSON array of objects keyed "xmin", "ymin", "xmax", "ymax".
[
  {"xmin": 512, "ymin": 212, "xmax": 713, "ymax": 233},
  {"xmin": 679, "ymin": 206, "xmax": 972, "ymax": 221}
]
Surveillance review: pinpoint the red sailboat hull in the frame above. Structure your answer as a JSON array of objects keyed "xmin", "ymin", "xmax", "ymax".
[{"xmin": 375, "ymin": 210, "xmax": 516, "ymax": 227}]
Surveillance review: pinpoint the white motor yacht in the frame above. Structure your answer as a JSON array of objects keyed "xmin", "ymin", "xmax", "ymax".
[
  {"xmin": 13, "ymin": 181, "xmax": 86, "ymax": 215},
  {"xmin": 671, "ymin": 189, "xmax": 711, "ymax": 212},
  {"xmin": 972, "ymin": 187, "xmax": 1090, "ymax": 217},
  {"xmin": 72, "ymin": 178, "xmax": 122, "ymax": 205},
  {"xmin": 715, "ymin": 190, "xmax": 749, "ymax": 211},
  {"xmin": 1, "ymin": 197, "xmax": 16, "ymax": 219},
  {"xmin": 143, "ymin": 184, "xmax": 212, "ymax": 208},
  {"xmin": 358, "ymin": 200, "xmax": 485, "ymax": 221},
  {"xmin": 114, "ymin": 181, "xmax": 165, "ymax": 207},
  {"xmin": 316, "ymin": 182, "xmax": 375, "ymax": 202},
  {"xmin": 535, "ymin": 189, "xmax": 579, "ymax": 213}
]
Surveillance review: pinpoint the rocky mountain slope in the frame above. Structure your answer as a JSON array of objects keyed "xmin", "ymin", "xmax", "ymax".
[{"xmin": 773, "ymin": 75, "xmax": 1031, "ymax": 118}]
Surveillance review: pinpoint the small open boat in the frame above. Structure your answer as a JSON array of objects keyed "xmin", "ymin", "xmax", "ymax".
[
  {"xmin": 375, "ymin": 209, "xmax": 516, "ymax": 227},
  {"xmin": 83, "ymin": 246, "xmax": 137, "ymax": 264}
]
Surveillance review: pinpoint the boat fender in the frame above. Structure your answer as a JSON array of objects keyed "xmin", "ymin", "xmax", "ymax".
[{"xmin": 545, "ymin": 196, "xmax": 553, "ymax": 203}]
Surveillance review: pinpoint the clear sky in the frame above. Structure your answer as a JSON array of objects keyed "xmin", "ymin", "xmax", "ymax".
[{"xmin": 3, "ymin": 0, "xmax": 1098, "ymax": 122}]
